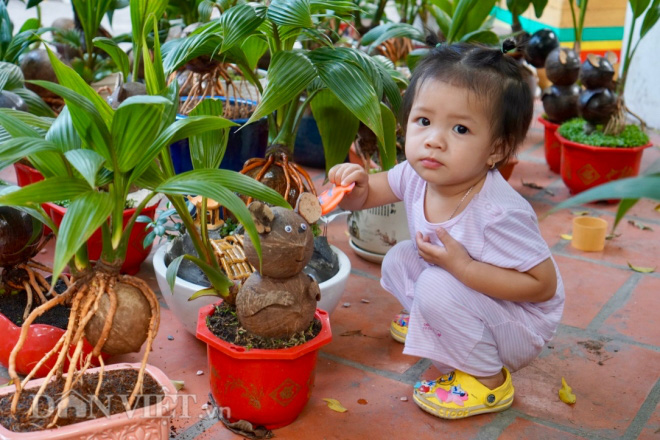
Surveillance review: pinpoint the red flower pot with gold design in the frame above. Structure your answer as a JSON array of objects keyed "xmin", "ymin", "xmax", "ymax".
[
  {"xmin": 196, "ymin": 302, "xmax": 332, "ymax": 429},
  {"xmin": 538, "ymin": 116, "xmax": 561, "ymax": 173},
  {"xmin": 557, "ymin": 133, "xmax": 652, "ymax": 195}
]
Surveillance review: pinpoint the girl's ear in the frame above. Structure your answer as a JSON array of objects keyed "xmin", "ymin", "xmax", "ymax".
[{"xmin": 487, "ymin": 143, "xmax": 507, "ymax": 168}]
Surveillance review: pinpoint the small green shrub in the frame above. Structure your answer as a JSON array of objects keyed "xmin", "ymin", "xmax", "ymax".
[{"xmin": 558, "ymin": 118, "xmax": 650, "ymax": 148}]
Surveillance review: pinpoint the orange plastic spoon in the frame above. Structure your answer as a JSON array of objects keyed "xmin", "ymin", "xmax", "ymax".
[{"xmin": 318, "ymin": 182, "xmax": 355, "ymax": 215}]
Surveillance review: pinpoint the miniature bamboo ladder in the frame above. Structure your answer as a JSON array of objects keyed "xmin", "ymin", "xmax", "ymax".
[{"xmin": 210, "ymin": 235, "xmax": 255, "ymax": 282}]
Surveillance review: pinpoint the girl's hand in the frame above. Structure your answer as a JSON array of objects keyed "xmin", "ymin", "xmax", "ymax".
[
  {"xmin": 328, "ymin": 163, "xmax": 369, "ymax": 209},
  {"xmin": 416, "ymin": 228, "xmax": 474, "ymax": 281}
]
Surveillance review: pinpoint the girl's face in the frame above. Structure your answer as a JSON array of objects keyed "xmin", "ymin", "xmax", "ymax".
[{"xmin": 405, "ymin": 79, "xmax": 503, "ymax": 192}]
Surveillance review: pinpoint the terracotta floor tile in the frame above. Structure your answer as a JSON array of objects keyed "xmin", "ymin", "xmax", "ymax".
[
  {"xmin": 553, "ymin": 254, "xmax": 632, "ymax": 328},
  {"xmin": 507, "ymin": 160, "xmax": 563, "ymax": 201},
  {"xmin": 322, "ymin": 274, "xmax": 419, "ymax": 374},
  {"xmin": 603, "ymin": 276, "xmax": 660, "ymax": 346},
  {"xmin": 499, "ymin": 417, "xmax": 587, "ymax": 440},
  {"xmin": 513, "ymin": 331, "xmax": 660, "ymax": 438},
  {"xmin": 270, "ymin": 358, "xmax": 493, "ymax": 440}
]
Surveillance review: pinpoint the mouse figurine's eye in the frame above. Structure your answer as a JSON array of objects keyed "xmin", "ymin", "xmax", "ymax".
[
  {"xmin": 284, "ymin": 225, "xmax": 293, "ymax": 233},
  {"xmin": 300, "ymin": 223, "xmax": 308, "ymax": 231}
]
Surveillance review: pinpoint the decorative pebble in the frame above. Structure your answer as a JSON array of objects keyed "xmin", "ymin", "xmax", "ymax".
[
  {"xmin": 40, "ymin": 249, "xmax": 47, "ymax": 254},
  {"xmin": 400, "ymin": 396, "xmax": 408, "ymax": 402},
  {"xmin": 201, "ymin": 403, "xmax": 209, "ymax": 410},
  {"xmin": 342, "ymin": 302, "xmax": 351, "ymax": 308},
  {"xmin": 361, "ymin": 299, "xmax": 370, "ymax": 304},
  {"xmin": 196, "ymin": 370, "xmax": 204, "ymax": 376},
  {"xmin": 167, "ymin": 335, "xmax": 174, "ymax": 341}
]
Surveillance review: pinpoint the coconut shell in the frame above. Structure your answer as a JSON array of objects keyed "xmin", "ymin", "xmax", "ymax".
[
  {"xmin": 524, "ymin": 28, "xmax": 560, "ymax": 68},
  {"xmin": 85, "ymin": 280, "xmax": 151, "ymax": 355},
  {"xmin": 0, "ymin": 91, "xmax": 28, "ymax": 112},
  {"xmin": 578, "ymin": 88, "xmax": 618, "ymax": 126},
  {"xmin": 544, "ymin": 48, "xmax": 580, "ymax": 86},
  {"xmin": 243, "ymin": 205, "xmax": 315, "ymax": 279},
  {"xmin": 542, "ymin": 84, "xmax": 581, "ymax": 123},
  {"xmin": 579, "ymin": 54, "xmax": 615, "ymax": 90},
  {"xmin": 20, "ymin": 49, "xmax": 61, "ymax": 99},
  {"xmin": 236, "ymin": 272, "xmax": 319, "ymax": 338},
  {"xmin": 0, "ymin": 207, "xmax": 42, "ymax": 267}
]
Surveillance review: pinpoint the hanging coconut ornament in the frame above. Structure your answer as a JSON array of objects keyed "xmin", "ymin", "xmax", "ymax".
[
  {"xmin": 542, "ymin": 84, "xmax": 581, "ymax": 123},
  {"xmin": 578, "ymin": 88, "xmax": 618, "ymax": 126},
  {"xmin": 579, "ymin": 54, "xmax": 615, "ymax": 90},
  {"xmin": 524, "ymin": 28, "xmax": 560, "ymax": 68},
  {"xmin": 544, "ymin": 47, "xmax": 581, "ymax": 86},
  {"xmin": 237, "ymin": 193, "xmax": 323, "ymax": 339}
]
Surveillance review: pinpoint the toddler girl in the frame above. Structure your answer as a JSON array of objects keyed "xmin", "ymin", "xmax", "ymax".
[{"xmin": 328, "ymin": 40, "xmax": 564, "ymax": 419}]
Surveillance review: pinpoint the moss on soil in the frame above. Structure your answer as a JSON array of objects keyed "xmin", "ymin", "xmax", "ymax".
[{"xmin": 558, "ymin": 118, "xmax": 650, "ymax": 148}]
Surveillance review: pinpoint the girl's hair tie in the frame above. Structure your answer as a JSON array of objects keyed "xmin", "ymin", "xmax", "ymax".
[{"xmin": 501, "ymin": 38, "xmax": 517, "ymax": 54}]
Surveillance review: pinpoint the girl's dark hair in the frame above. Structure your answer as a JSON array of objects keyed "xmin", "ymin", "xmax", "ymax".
[{"xmin": 401, "ymin": 37, "xmax": 533, "ymax": 167}]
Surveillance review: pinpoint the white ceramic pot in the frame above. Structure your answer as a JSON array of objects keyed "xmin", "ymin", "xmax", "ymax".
[
  {"xmin": 152, "ymin": 243, "xmax": 351, "ymax": 336},
  {"xmin": 0, "ymin": 363, "xmax": 177, "ymax": 440},
  {"xmin": 348, "ymin": 202, "xmax": 410, "ymax": 261}
]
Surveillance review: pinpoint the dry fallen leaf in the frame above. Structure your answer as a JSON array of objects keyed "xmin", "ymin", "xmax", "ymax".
[
  {"xmin": 357, "ymin": 399, "xmax": 368, "ymax": 405},
  {"xmin": 627, "ymin": 262, "xmax": 656, "ymax": 273},
  {"xmin": 522, "ymin": 180, "xmax": 544, "ymax": 190},
  {"xmin": 560, "ymin": 234, "xmax": 573, "ymax": 240},
  {"xmin": 170, "ymin": 380, "xmax": 185, "ymax": 391},
  {"xmin": 340, "ymin": 329, "xmax": 363, "ymax": 337},
  {"xmin": 323, "ymin": 398, "xmax": 348, "ymax": 413},
  {"xmin": 572, "ymin": 210, "xmax": 590, "ymax": 216},
  {"xmin": 628, "ymin": 220, "xmax": 653, "ymax": 231},
  {"xmin": 0, "ymin": 379, "xmax": 13, "ymax": 388},
  {"xmin": 558, "ymin": 377, "xmax": 576, "ymax": 404}
]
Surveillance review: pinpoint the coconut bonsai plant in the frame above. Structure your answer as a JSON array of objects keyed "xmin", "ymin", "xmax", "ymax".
[
  {"xmin": 555, "ymin": 0, "xmax": 658, "ymax": 195},
  {"xmin": 0, "ymin": 18, "xmax": 286, "ymax": 431}
]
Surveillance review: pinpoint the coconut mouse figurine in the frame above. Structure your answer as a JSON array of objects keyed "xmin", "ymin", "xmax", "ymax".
[{"xmin": 236, "ymin": 192, "xmax": 323, "ymax": 339}]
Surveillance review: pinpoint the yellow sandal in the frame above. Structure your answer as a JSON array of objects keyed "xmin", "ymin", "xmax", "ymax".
[
  {"xmin": 413, "ymin": 368, "xmax": 514, "ymax": 419},
  {"xmin": 390, "ymin": 313, "xmax": 409, "ymax": 343}
]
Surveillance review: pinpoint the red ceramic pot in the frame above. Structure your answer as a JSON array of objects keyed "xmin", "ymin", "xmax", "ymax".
[
  {"xmin": 13, "ymin": 162, "xmax": 45, "ymax": 187},
  {"xmin": 0, "ymin": 310, "xmax": 106, "ymax": 378},
  {"xmin": 538, "ymin": 116, "xmax": 561, "ymax": 173},
  {"xmin": 43, "ymin": 202, "xmax": 157, "ymax": 275},
  {"xmin": 196, "ymin": 302, "xmax": 332, "ymax": 429},
  {"xmin": 557, "ymin": 133, "xmax": 653, "ymax": 195}
]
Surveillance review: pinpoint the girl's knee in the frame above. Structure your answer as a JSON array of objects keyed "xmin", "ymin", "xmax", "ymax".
[{"xmin": 382, "ymin": 241, "xmax": 419, "ymax": 280}]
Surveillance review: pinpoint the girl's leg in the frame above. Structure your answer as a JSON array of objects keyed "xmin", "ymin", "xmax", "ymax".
[
  {"xmin": 405, "ymin": 267, "xmax": 546, "ymax": 377},
  {"xmin": 380, "ymin": 240, "xmax": 427, "ymax": 311}
]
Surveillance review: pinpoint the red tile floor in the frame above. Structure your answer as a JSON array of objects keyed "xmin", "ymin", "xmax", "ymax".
[{"xmin": 1, "ymin": 108, "xmax": 659, "ymax": 439}]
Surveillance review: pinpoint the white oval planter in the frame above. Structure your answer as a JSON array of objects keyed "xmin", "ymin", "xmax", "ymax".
[
  {"xmin": 348, "ymin": 201, "xmax": 410, "ymax": 262},
  {"xmin": 152, "ymin": 243, "xmax": 351, "ymax": 336}
]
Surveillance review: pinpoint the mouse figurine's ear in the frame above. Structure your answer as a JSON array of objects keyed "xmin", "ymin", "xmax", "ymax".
[
  {"xmin": 295, "ymin": 192, "xmax": 322, "ymax": 225},
  {"xmin": 248, "ymin": 201, "xmax": 275, "ymax": 233}
]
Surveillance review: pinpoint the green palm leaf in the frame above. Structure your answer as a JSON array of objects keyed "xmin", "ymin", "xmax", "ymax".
[
  {"xmin": 93, "ymin": 37, "xmax": 130, "ymax": 81},
  {"xmin": 220, "ymin": 3, "xmax": 264, "ymax": 53},
  {"xmin": 11, "ymin": 88, "xmax": 56, "ymax": 117},
  {"xmin": 309, "ymin": 89, "xmax": 359, "ymax": 173},
  {"xmin": 112, "ymin": 95, "xmax": 170, "ymax": 172},
  {"xmin": 0, "ymin": 177, "xmax": 91, "ymax": 206},
  {"xmin": 64, "ymin": 150, "xmax": 106, "ymax": 188},
  {"xmin": 45, "ymin": 107, "xmax": 82, "ymax": 153},
  {"xmin": 0, "ymin": 137, "xmax": 59, "ymax": 170},
  {"xmin": 52, "ymin": 191, "xmax": 114, "ymax": 281},
  {"xmin": 267, "ymin": 0, "xmax": 313, "ymax": 28},
  {"xmin": 246, "ymin": 50, "xmax": 317, "ymax": 125}
]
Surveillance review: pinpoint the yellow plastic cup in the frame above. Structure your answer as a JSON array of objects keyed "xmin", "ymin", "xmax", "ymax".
[{"xmin": 571, "ymin": 216, "xmax": 608, "ymax": 252}]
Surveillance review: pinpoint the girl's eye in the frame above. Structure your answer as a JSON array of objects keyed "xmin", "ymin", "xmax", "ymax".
[
  {"xmin": 416, "ymin": 117, "xmax": 430, "ymax": 126},
  {"xmin": 284, "ymin": 225, "xmax": 292, "ymax": 233},
  {"xmin": 300, "ymin": 223, "xmax": 308, "ymax": 231},
  {"xmin": 453, "ymin": 124, "xmax": 469, "ymax": 134}
]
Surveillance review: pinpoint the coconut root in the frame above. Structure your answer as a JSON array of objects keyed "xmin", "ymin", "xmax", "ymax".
[
  {"xmin": 240, "ymin": 149, "xmax": 317, "ymax": 206},
  {"xmin": 8, "ymin": 267, "xmax": 160, "ymax": 427},
  {"xmin": 169, "ymin": 63, "xmax": 257, "ymax": 119}
]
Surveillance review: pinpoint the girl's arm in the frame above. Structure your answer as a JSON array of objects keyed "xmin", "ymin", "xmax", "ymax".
[
  {"xmin": 417, "ymin": 228, "xmax": 557, "ymax": 303},
  {"xmin": 328, "ymin": 163, "xmax": 399, "ymax": 211}
]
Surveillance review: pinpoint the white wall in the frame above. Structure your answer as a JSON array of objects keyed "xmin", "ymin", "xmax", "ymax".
[{"xmin": 621, "ymin": 4, "xmax": 660, "ymax": 130}]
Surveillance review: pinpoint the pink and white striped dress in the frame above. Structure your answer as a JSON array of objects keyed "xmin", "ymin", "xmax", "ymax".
[{"xmin": 381, "ymin": 161, "xmax": 564, "ymax": 376}]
